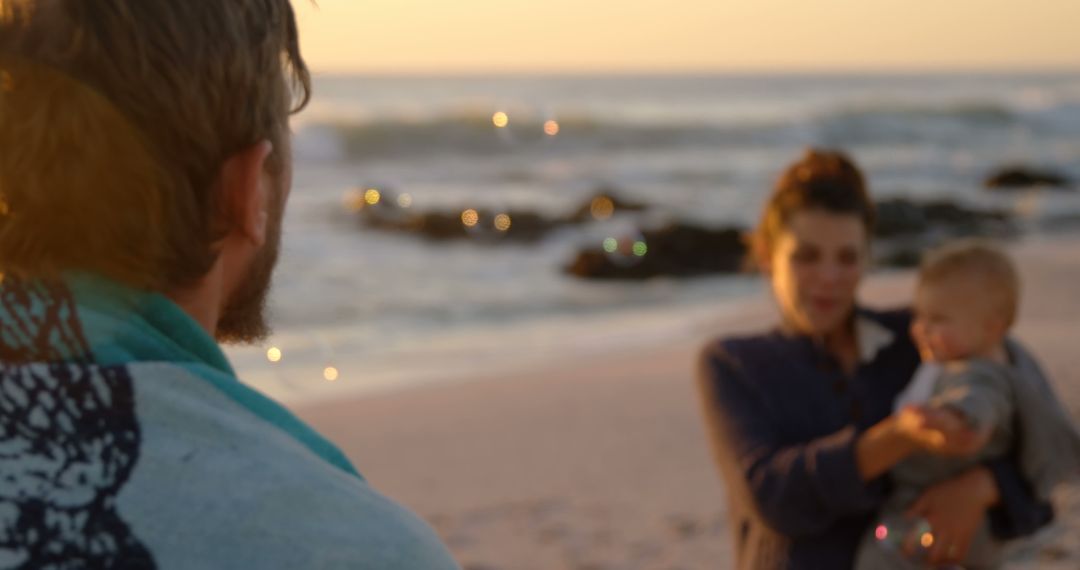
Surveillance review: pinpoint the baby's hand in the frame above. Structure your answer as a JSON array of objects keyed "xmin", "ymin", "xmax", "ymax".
[
  {"xmin": 921, "ymin": 407, "xmax": 990, "ymax": 457},
  {"xmin": 895, "ymin": 405, "xmax": 946, "ymax": 451},
  {"xmin": 923, "ymin": 407, "xmax": 968, "ymax": 435},
  {"xmin": 895, "ymin": 406, "xmax": 986, "ymax": 456}
]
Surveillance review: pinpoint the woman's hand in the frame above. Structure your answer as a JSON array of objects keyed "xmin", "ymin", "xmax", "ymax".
[{"xmin": 905, "ymin": 466, "xmax": 1000, "ymax": 565}]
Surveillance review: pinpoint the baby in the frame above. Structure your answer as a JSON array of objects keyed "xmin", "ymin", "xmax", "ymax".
[{"xmin": 856, "ymin": 240, "xmax": 1079, "ymax": 570}]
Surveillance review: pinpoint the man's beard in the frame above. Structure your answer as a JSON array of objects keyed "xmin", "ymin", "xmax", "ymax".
[{"xmin": 215, "ymin": 198, "xmax": 284, "ymax": 345}]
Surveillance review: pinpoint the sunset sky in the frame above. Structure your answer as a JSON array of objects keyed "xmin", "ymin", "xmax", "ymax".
[{"xmin": 293, "ymin": 0, "xmax": 1080, "ymax": 74}]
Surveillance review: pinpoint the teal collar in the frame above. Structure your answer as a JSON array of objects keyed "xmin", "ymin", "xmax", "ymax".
[
  {"xmin": 62, "ymin": 273, "xmax": 362, "ymax": 479},
  {"xmin": 67, "ymin": 273, "xmax": 234, "ymax": 375}
]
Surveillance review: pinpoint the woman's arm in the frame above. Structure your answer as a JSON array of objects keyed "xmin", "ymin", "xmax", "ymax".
[
  {"xmin": 697, "ymin": 344, "xmax": 924, "ymax": 537},
  {"xmin": 987, "ymin": 339, "xmax": 1068, "ymax": 537},
  {"xmin": 982, "ymin": 457, "xmax": 1054, "ymax": 538},
  {"xmin": 903, "ymin": 459, "xmax": 1052, "ymax": 565},
  {"xmin": 905, "ymin": 465, "xmax": 1001, "ymax": 564},
  {"xmin": 854, "ymin": 412, "xmax": 920, "ymax": 480}
]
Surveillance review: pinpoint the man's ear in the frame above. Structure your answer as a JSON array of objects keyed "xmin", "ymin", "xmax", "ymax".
[{"xmin": 219, "ymin": 140, "xmax": 273, "ymax": 247}]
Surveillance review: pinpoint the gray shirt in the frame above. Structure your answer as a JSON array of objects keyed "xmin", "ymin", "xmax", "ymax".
[{"xmin": 888, "ymin": 359, "xmax": 1017, "ymax": 511}]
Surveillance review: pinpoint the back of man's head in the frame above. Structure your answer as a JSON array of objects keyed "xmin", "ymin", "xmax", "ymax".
[{"xmin": 0, "ymin": 0, "xmax": 309, "ymax": 291}]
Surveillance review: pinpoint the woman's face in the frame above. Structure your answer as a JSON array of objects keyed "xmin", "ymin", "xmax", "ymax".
[{"xmin": 768, "ymin": 209, "xmax": 868, "ymax": 336}]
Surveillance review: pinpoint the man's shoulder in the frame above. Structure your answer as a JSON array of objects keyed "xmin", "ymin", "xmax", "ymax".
[
  {"xmin": 120, "ymin": 361, "xmax": 460, "ymax": 568},
  {"xmin": 255, "ymin": 476, "xmax": 461, "ymax": 569},
  {"xmin": 0, "ymin": 359, "xmax": 458, "ymax": 568}
]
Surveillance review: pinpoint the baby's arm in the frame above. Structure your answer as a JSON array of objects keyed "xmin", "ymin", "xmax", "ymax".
[{"xmin": 930, "ymin": 360, "xmax": 1014, "ymax": 436}]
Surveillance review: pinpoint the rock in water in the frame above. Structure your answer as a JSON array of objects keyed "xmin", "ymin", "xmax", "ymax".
[
  {"xmin": 564, "ymin": 224, "xmax": 746, "ymax": 280},
  {"xmin": 984, "ymin": 166, "xmax": 1073, "ymax": 190}
]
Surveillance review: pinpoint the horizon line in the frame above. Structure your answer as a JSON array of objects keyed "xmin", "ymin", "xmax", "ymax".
[{"xmin": 308, "ymin": 65, "xmax": 1080, "ymax": 79}]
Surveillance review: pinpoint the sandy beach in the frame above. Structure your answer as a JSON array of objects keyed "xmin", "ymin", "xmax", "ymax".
[{"xmin": 295, "ymin": 234, "xmax": 1080, "ymax": 570}]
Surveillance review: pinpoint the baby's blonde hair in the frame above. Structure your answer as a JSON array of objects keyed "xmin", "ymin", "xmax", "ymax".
[{"xmin": 918, "ymin": 239, "xmax": 1020, "ymax": 327}]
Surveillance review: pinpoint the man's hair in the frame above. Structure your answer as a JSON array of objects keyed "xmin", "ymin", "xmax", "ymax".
[
  {"xmin": 0, "ymin": 0, "xmax": 310, "ymax": 290},
  {"xmin": 750, "ymin": 148, "xmax": 876, "ymax": 267},
  {"xmin": 919, "ymin": 239, "xmax": 1021, "ymax": 327}
]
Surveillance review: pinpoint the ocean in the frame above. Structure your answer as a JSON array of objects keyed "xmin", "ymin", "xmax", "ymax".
[{"xmin": 226, "ymin": 72, "xmax": 1080, "ymax": 403}]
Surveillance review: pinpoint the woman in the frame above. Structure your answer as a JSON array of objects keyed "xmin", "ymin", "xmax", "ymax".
[{"xmin": 696, "ymin": 149, "xmax": 1052, "ymax": 569}]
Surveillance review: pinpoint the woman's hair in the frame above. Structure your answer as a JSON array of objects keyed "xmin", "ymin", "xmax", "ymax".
[{"xmin": 749, "ymin": 148, "xmax": 876, "ymax": 268}]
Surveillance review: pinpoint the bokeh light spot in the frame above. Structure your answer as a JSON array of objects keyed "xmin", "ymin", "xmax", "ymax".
[
  {"xmin": 591, "ymin": 197, "xmax": 615, "ymax": 221},
  {"xmin": 492, "ymin": 111, "xmax": 509, "ymax": 128},
  {"xmin": 324, "ymin": 366, "xmax": 340, "ymax": 382},
  {"xmin": 364, "ymin": 188, "xmax": 381, "ymax": 205},
  {"xmin": 494, "ymin": 213, "xmax": 512, "ymax": 231},
  {"xmin": 602, "ymin": 237, "xmax": 618, "ymax": 253},
  {"xmin": 462, "ymin": 209, "xmax": 480, "ymax": 227},
  {"xmin": 875, "ymin": 525, "xmax": 888, "ymax": 541},
  {"xmin": 544, "ymin": 120, "xmax": 560, "ymax": 136},
  {"xmin": 266, "ymin": 347, "xmax": 282, "ymax": 363},
  {"xmin": 920, "ymin": 532, "xmax": 934, "ymax": 548}
]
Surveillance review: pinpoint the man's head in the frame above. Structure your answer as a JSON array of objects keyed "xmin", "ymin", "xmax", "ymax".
[
  {"xmin": 912, "ymin": 240, "xmax": 1020, "ymax": 362},
  {"xmin": 0, "ymin": 0, "xmax": 309, "ymax": 343}
]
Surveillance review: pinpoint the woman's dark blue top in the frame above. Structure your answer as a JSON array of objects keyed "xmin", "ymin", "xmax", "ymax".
[{"xmin": 697, "ymin": 308, "xmax": 1052, "ymax": 570}]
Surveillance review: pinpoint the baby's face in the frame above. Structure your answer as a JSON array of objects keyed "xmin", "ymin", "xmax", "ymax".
[{"xmin": 911, "ymin": 278, "xmax": 1001, "ymax": 362}]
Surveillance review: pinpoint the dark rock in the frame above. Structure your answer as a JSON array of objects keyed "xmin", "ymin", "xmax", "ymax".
[
  {"xmin": 874, "ymin": 197, "xmax": 1013, "ymax": 239},
  {"xmin": 873, "ymin": 198, "xmax": 930, "ymax": 238},
  {"xmin": 348, "ymin": 188, "xmax": 564, "ymax": 243},
  {"xmin": 348, "ymin": 188, "xmax": 413, "ymax": 231},
  {"xmin": 497, "ymin": 210, "xmax": 560, "ymax": 243},
  {"xmin": 872, "ymin": 197, "xmax": 1017, "ymax": 269},
  {"xmin": 564, "ymin": 223, "xmax": 746, "ymax": 280},
  {"xmin": 409, "ymin": 211, "xmax": 470, "ymax": 241},
  {"xmin": 1036, "ymin": 211, "xmax": 1080, "ymax": 233},
  {"xmin": 347, "ymin": 184, "xmax": 652, "ymax": 244},
  {"xmin": 407, "ymin": 209, "xmax": 562, "ymax": 243},
  {"xmin": 350, "ymin": 186, "xmax": 1026, "ymax": 277},
  {"xmin": 566, "ymin": 198, "xmax": 1019, "ymax": 279},
  {"xmin": 874, "ymin": 246, "xmax": 924, "ymax": 269},
  {"xmin": 984, "ymin": 166, "xmax": 1072, "ymax": 190}
]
